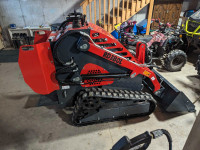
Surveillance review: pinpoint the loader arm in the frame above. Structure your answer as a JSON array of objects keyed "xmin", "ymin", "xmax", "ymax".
[
  {"xmin": 74, "ymin": 29, "xmax": 161, "ymax": 93},
  {"xmin": 86, "ymin": 40, "xmax": 161, "ymax": 93}
]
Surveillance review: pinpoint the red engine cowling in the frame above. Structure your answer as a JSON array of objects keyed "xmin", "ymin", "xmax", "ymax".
[{"xmin": 18, "ymin": 31, "xmax": 59, "ymax": 94}]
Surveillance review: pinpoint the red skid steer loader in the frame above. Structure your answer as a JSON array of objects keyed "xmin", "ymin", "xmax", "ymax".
[{"xmin": 18, "ymin": 12, "xmax": 195, "ymax": 125}]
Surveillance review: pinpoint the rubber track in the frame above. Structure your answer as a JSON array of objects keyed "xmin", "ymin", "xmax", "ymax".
[{"xmin": 72, "ymin": 88, "xmax": 156, "ymax": 126}]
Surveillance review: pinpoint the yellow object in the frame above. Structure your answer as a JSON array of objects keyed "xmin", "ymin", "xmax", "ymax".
[
  {"xmin": 184, "ymin": 20, "xmax": 200, "ymax": 37},
  {"xmin": 114, "ymin": 23, "xmax": 121, "ymax": 31},
  {"xmin": 143, "ymin": 70, "xmax": 151, "ymax": 77}
]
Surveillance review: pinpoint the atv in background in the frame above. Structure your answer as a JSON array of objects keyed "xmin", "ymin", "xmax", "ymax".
[
  {"xmin": 182, "ymin": 9, "xmax": 200, "ymax": 53},
  {"xmin": 182, "ymin": 9, "xmax": 200, "ymax": 75},
  {"xmin": 119, "ymin": 19, "xmax": 187, "ymax": 72}
]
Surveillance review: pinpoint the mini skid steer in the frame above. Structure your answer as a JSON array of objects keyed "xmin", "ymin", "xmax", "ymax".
[{"xmin": 18, "ymin": 12, "xmax": 195, "ymax": 125}]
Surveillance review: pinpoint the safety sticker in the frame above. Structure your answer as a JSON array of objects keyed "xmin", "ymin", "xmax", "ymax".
[{"xmin": 143, "ymin": 70, "xmax": 151, "ymax": 77}]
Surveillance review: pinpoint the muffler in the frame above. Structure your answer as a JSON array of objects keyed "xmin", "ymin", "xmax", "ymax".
[{"xmin": 143, "ymin": 69, "xmax": 196, "ymax": 113}]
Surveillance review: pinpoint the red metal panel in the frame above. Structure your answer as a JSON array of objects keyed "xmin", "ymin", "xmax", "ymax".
[
  {"xmin": 80, "ymin": 63, "xmax": 114, "ymax": 87},
  {"xmin": 136, "ymin": 42, "xmax": 145, "ymax": 64},
  {"xmin": 34, "ymin": 30, "xmax": 51, "ymax": 44},
  {"xmin": 18, "ymin": 42, "xmax": 59, "ymax": 95}
]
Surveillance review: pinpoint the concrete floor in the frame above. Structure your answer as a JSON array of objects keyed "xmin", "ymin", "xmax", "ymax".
[{"xmin": 0, "ymin": 52, "xmax": 200, "ymax": 150}]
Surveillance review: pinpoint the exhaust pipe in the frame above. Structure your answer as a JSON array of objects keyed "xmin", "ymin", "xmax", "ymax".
[{"xmin": 143, "ymin": 69, "xmax": 196, "ymax": 113}]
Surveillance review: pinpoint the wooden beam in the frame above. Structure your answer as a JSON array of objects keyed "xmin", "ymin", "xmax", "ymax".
[
  {"xmin": 146, "ymin": 0, "xmax": 154, "ymax": 35},
  {"xmin": 104, "ymin": 0, "xmax": 106, "ymax": 29},
  {"xmin": 126, "ymin": 0, "xmax": 129, "ymax": 20},
  {"xmin": 80, "ymin": 0, "xmax": 89, "ymax": 6},
  {"xmin": 131, "ymin": 0, "xmax": 135, "ymax": 15},
  {"xmin": 141, "ymin": 0, "xmax": 145, "ymax": 7},
  {"xmin": 108, "ymin": 0, "xmax": 110, "ymax": 31},
  {"xmin": 113, "ymin": 0, "xmax": 115, "ymax": 29},
  {"xmin": 99, "ymin": 0, "xmax": 101, "ymax": 24},
  {"xmin": 122, "ymin": 0, "xmax": 125, "ymax": 22},
  {"xmin": 94, "ymin": 0, "xmax": 96, "ymax": 24},
  {"xmin": 89, "ymin": 2, "xmax": 92, "ymax": 23},
  {"xmin": 82, "ymin": 3, "xmax": 87, "ymax": 15},
  {"xmin": 136, "ymin": 0, "xmax": 141, "ymax": 11},
  {"xmin": 117, "ymin": 0, "xmax": 120, "ymax": 24},
  {"xmin": 81, "ymin": 1, "xmax": 88, "ymax": 20}
]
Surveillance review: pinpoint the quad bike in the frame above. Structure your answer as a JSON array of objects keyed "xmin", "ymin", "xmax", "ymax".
[
  {"xmin": 18, "ymin": 11, "xmax": 195, "ymax": 126},
  {"xmin": 120, "ymin": 19, "xmax": 187, "ymax": 72},
  {"xmin": 182, "ymin": 9, "xmax": 200, "ymax": 75},
  {"xmin": 182, "ymin": 9, "xmax": 200, "ymax": 53},
  {"xmin": 112, "ymin": 129, "xmax": 172, "ymax": 150}
]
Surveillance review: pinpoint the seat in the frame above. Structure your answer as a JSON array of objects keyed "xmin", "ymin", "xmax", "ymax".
[{"xmin": 137, "ymin": 35, "xmax": 152, "ymax": 43}]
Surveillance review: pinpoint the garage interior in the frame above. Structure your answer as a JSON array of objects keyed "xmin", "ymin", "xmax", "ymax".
[{"xmin": 0, "ymin": 0, "xmax": 200, "ymax": 150}]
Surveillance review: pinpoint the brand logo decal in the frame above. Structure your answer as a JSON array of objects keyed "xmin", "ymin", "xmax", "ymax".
[{"xmin": 103, "ymin": 52, "xmax": 122, "ymax": 64}]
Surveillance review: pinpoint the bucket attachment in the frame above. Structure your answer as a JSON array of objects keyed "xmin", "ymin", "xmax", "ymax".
[{"xmin": 143, "ymin": 69, "xmax": 196, "ymax": 113}]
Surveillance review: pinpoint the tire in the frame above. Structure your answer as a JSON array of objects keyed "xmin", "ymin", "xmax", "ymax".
[
  {"xmin": 196, "ymin": 55, "xmax": 200, "ymax": 75},
  {"xmin": 162, "ymin": 50, "xmax": 187, "ymax": 72}
]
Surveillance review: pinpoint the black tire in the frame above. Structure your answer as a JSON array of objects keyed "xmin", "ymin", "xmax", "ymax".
[
  {"xmin": 196, "ymin": 55, "xmax": 200, "ymax": 75},
  {"xmin": 162, "ymin": 50, "xmax": 187, "ymax": 72}
]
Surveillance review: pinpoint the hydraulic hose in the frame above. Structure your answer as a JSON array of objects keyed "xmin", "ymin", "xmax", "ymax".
[
  {"xmin": 112, "ymin": 129, "xmax": 172, "ymax": 150},
  {"xmin": 150, "ymin": 129, "xmax": 172, "ymax": 150},
  {"xmin": 162, "ymin": 129, "xmax": 172, "ymax": 150}
]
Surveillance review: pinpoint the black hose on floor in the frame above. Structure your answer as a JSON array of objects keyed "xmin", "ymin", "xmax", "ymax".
[{"xmin": 150, "ymin": 129, "xmax": 172, "ymax": 150}]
